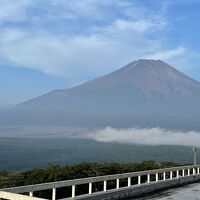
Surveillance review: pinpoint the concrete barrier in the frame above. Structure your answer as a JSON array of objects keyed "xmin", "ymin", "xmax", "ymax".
[{"xmin": 0, "ymin": 191, "xmax": 46, "ymax": 200}]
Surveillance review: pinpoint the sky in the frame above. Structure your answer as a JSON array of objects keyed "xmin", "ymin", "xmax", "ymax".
[{"xmin": 0, "ymin": 0, "xmax": 200, "ymax": 105}]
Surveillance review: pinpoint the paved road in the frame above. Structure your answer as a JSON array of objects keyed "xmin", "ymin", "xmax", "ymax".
[{"xmin": 133, "ymin": 183, "xmax": 200, "ymax": 200}]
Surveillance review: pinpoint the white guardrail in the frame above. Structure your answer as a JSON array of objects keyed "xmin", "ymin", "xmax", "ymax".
[{"xmin": 1, "ymin": 164, "xmax": 200, "ymax": 200}]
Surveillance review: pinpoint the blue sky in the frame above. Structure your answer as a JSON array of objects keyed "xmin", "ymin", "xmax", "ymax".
[{"xmin": 0, "ymin": 0, "xmax": 200, "ymax": 105}]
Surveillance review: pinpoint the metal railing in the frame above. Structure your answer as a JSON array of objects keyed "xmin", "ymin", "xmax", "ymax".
[{"xmin": 1, "ymin": 164, "xmax": 200, "ymax": 200}]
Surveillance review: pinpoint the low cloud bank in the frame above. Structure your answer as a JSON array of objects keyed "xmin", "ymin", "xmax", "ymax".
[{"xmin": 87, "ymin": 127, "xmax": 200, "ymax": 147}]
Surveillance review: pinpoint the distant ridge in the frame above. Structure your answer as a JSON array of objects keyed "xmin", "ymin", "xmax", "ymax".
[{"xmin": 1, "ymin": 59, "xmax": 200, "ymax": 131}]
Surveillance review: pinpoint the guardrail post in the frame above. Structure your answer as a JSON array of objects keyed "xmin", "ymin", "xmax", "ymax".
[
  {"xmin": 104, "ymin": 181, "xmax": 107, "ymax": 192},
  {"xmin": 128, "ymin": 177, "xmax": 131, "ymax": 187},
  {"xmin": 163, "ymin": 172, "xmax": 166, "ymax": 180},
  {"xmin": 176, "ymin": 170, "xmax": 179, "ymax": 178},
  {"xmin": 147, "ymin": 174, "xmax": 150, "ymax": 183},
  {"xmin": 182, "ymin": 169, "xmax": 185, "ymax": 177},
  {"xmin": 170, "ymin": 171, "xmax": 173, "ymax": 179},
  {"xmin": 52, "ymin": 187, "xmax": 56, "ymax": 200},
  {"xmin": 116, "ymin": 179, "xmax": 119, "ymax": 189},
  {"xmin": 29, "ymin": 191, "xmax": 33, "ymax": 197},
  {"xmin": 72, "ymin": 185, "xmax": 75, "ymax": 198},
  {"xmin": 89, "ymin": 182, "xmax": 92, "ymax": 194},
  {"xmin": 198, "ymin": 168, "xmax": 200, "ymax": 174},
  {"xmin": 156, "ymin": 173, "xmax": 158, "ymax": 182},
  {"xmin": 138, "ymin": 176, "xmax": 141, "ymax": 185},
  {"xmin": 188, "ymin": 168, "xmax": 190, "ymax": 176},
  {"xmin": 193, "ymin": 168, "xmax": 196, "ymax": 175}
]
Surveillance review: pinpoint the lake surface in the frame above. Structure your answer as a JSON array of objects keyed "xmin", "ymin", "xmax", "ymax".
[{"xmin": 0, "ymin": 137, "xmax": 196, "ymax": 171}]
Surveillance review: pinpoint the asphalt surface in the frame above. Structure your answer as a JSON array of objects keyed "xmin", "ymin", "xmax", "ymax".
[{"xmin": 133, "ymin": 183, "xmax": 200, "ymax": 200}]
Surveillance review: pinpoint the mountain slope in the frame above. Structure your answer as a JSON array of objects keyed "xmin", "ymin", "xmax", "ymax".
[{"xmin": 1, "ymin": 59, "xmax": 200, "ymax": 131}]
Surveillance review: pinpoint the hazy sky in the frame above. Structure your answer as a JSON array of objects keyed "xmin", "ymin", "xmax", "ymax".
[{"xmin": 1, "ymin": 0, "xmax": 200, "ymax": 105}]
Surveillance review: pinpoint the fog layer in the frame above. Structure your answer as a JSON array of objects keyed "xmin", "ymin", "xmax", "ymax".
[{"xmin": 87, "ymin": 127, "xmax": 200, "ymax": 147}]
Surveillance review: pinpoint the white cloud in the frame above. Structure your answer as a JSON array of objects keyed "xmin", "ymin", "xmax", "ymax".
[
  {"xmin": 49, "ymin": 0, "xmax": 115, "ymax": 20},
  {"xmin": 0, "ymin": 0, "xmax": 109, "ymax": 23},
  {"xmin": 87, "ymin": 127, "xmax": 200, "ymax": 147},
  {"xmin": 0, "ymin": 0, "xmax": 33, "ymax": 22},
  {"xmin": 115, "ymin": 19, "xmax": 152, "ymax": 32},
  {"xmin": 0, "ymin": 23, "xmax": 164, "ymax": 79},
  {"xmin": 0, "ymin": 0, "xmax": 198, "ymax": 82},
  {"xmin": 0, "ymin": 29, "xmax": 123, "ymax": 78},
  {"xmin": 112, "ymin": 19, "xmax": 166, "ymax": 33},
  {"xmin": 0, "ymin": 5, "xmax": 169, "ymax": 79},
  {"xmin": 145, "ymin": 47, "xmax": 186, "ymax": 60}
]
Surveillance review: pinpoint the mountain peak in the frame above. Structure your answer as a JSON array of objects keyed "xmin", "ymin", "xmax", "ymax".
[
  {"xmin": 112, "ymin": 59, "xmax": 200, "ymax": 97},
  {"xmin": 135, "ymin": 58, "xmax": 162, "ymax": 63},
  {"xmin": 114, "ymin": 59, "xmax": 179, "ymax": 77},
  {"xmin": 129, "ymin": 58, "xmax": 163, "ymax": 65},
  {"xmin": 121, "ymin": 59, "xmax": 170, "ymax": 71},
  {"xmin": 69, "ymin": 59, "xmax": 200, "ymax": 98}
]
